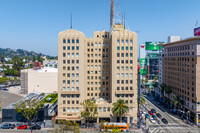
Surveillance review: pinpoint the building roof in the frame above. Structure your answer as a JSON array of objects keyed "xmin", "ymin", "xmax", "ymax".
[
  {"xmin": 36, "ymin": 67, "xmax": 58, "ymax": 72},
  {"xmin": 160, "ymin": 36, "xmax": 200, "ymax": 47}
]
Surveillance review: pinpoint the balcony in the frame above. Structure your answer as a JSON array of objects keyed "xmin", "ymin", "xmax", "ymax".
[
  {"xmin": 60, "ymin": 90, "xmax": 80, "ymax": 94},
  {"xmin": 115, "ymin": 90, "xmax": 134, "ymax": 94}
]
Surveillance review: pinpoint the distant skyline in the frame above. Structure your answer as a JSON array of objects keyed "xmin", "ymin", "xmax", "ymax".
[{"xmin": 0, "ymin": 0, "xmax": 200, "ymax": 56}]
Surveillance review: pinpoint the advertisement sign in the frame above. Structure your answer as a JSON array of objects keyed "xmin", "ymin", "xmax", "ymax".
[
  {"xmin": 145, "ymin": 42, "xmax": 163, "ymax": 51},
  {"xmin": 140, "ymin": 58, "xmax": 147, "ymax": 75},
  {"xmin": 194, "ymin": 27, "xmax": 200, "ymax": 36}
]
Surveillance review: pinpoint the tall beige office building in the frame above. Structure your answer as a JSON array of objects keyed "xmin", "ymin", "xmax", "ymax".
[{"xmin": 57, "ymin": 1, "xmax": 138, "ymax": 124}]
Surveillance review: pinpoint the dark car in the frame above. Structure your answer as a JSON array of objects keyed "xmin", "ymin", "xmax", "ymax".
[
  {"xmin": 161, "ymin": 118, "xmax": 168, "ymax": 124},
  {"xmin": 145, "ymin": 114, "xmax": 150, "ymax": 119},
  {"xmin": 151, "ymin": 109, "xmax": 156, "ymax": 113},
  {"xmin": 1, "ymin": 123, "xmax": 15, "ymax": 129},
  {"xmin": 152, "ymin": 115, "xmax": 157, "ymax": 120},
  {"xmin": 156, "ymin": 113, "xmax": 162, "ymax": 118},
  {"xmin": 29, "ymin": 125, "xmax": 41, "ymax": 130}
]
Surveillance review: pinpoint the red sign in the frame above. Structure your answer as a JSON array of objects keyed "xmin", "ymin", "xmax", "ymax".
[
  {"xmin": 141, "ymin": 45, "xmax": 145, "ymax": 48},
  {"xmin": 194, "ymin": 27, "xmax": 200, "ymax": 36}
]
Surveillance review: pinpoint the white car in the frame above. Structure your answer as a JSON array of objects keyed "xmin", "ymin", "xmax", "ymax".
[
  {"xmin": 150, "ymin": 118, "xmax": 156, "ymax": 123},
  {"xmin": 143, "ymin": 111, "xmax": 147, "ymax": 114}
]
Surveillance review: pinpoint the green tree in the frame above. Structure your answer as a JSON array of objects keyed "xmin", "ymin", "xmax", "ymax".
[
  {"xmin": 172, "ymin": 95, "xmax": 184, "ymax": 111},
  {"xmin": 80, "ymin": 100, "xmax": 98, "ymax": 128},
  {"xmin": 53, "ymin": 120, "xmax": 80, "ymax": 133},
  {"xmin": 139, "ymin": 95, "xmax": 146, "ymax": 106},
  {"xmin": 160, "ymin": 83, "xmax": 166, "ymax": 96},
  {"xmin": 0, "ymin": 77, "xmax": 7, "ymax": 84},
  {"xmin": 112, "ymin": 99, "xmax": 129, "ymax": 122},
  {"xmin": 164, "ymin": 85, "xmax": 172, "ymax": 109},
  {"xmin": 15, "ymin": 99, "xmax": 44, "ymax": 126}
]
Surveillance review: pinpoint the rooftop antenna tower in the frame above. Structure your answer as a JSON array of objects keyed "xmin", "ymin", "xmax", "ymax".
[
  {"xmin": 70, "ymin": 13, "xmax": 72, "ymax": 29},
  {"xmin": 110, "ymin": 0, "xmax": 114, "ymax": 30}
]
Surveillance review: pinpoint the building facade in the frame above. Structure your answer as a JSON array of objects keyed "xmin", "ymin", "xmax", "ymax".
[
  {"xmin": 20, "ymin": 67, "xmax": 58, "ymax": 94},
  {"xmin": 57, "ymin": 25, "xmax": 138, "ymax": 124},
  {"xmin": 162, "ymin": 37, "xmax": 200, "ymax": 125}
]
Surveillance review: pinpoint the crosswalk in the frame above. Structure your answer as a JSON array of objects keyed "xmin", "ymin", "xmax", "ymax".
[{"xmin": 148, "ymin": 123, "xmax": 200, "ymax": 133}]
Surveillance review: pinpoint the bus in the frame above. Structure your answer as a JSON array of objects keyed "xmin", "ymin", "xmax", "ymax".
[{"xmin": 100, "ymin": 122, "xmax": 129, "ymax": 132}]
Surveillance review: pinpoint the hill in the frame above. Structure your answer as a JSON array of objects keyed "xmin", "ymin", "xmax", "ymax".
[{"xmin": 0, "ymin": 48, "xmax": 57, "ymax": 61}]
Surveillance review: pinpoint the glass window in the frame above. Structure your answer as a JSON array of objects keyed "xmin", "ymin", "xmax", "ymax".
[
  {"xmin": 76, "ymin": 53, "xmax": 79, "ymax": 57},
  {"xmin": 72, "ymin": 80, "xmax": 75, "ymax": 84},
  {"xmin": 63, "ymin": 39, "xmax": 66, "ymax": 43},
  {"xmin": 95, "ymin": 43, "xmax": 97, "ymax": 47},
  {"xmin": 63, "ymin": 87, "xmax": 66, "ymax": 91},
  {"xmin": 130, "ymin": 46, "xmax": 133, "ymax": 50},
  {"xmin": 76, "ymin": 73, "xmax": 79, "ymax": 77},
  {"xmin": 63, "ymin": 80, "xmax": 66, "ymax": 84},
  {"xmin": 126, "ymin": 46, "xmax": 128, "ymax": 50},
  {"xmin": 76, "ymin": 108, "xmax": 79, "ymax": 112},
  {"xmin": 125, "ymin": 73, "xmax": 128, "ymax": 77},
  {"xmin": 72, "ymin": 73, "xmax": 75, "ymax": 77},
  {"xmin": 121, "ymin": 40, "xmax": 124, "ymax": 44},
  {"xmin": 130, "ymin": 40, "xmax": 133, "ymax": 44},
  {"xmin": 72, "ymin": 46, "xmax": 75, "ymax": 50},
  {"xmin": 117, "ymin": 40, "xmax": 120, "ymax": 44},
  {"xmin": 72, "ymin": 39, "xmax": 75, "ymax": 43},
  {"xmin": 71, "ymin": 53, "xmax": 74, "ymax": 57},
  {"xmin": 76, "ymin": 66, "xmax": 79, "ymax": 70},
  {"xmin": 121, "ymin": 73, "xmax": 124, "ymax": 77},
  {"xmin": 130, "ymin": 73, "xmax": 133, "ymax": 77},
  {"xmin": 71, "ymin": 87, "xmax": 74, "ymax": 91},
  {"xmin": 117, "ymin": 73, "xmax": 120, "ymax": 77},
  {"xmin": 76, "ymin": 39, "xmax": 79, "ymax": 43},
  {"xmin": 99, "ymin": 43, "xmax": 101, "ymax": 47},
  {"xmin": 76, "ymin": 80, "xmax": 79, "ymax": 84},
  {"xmin": 103, "ymin": 107, "xmax": 106, "ymax": 112},
  {"xmin": 76, "ymin": 46, "xmax": 79, "ymax": 50},
  {"xmin": 67, "ymin": 46, "xmax": 70, "ymax": 50},
  {"xmin": 99, "ymin": 107, "xmax": 102, "ymax": 112},
  {"xmin": 67, "ymin": 87, "xmax": 70, "ymax": 91},
  {"xmin": 130, "ymin": 53, "xmax": 133, "ymax": 57},
  {"xmin": 67, "ymin": 107, "xmax": 70, "ymax": 112},
  {"xmin": 117, "ymin": 46, "xmax": 120, "ymax": 50},
  {"xmin": 63, "ymin": 46, "xmax": 66, "ymax": 50},
  {"xmin": 67, "ymin": 39, "xmax": 70, "ymax": 43},
  {"xmin": 121, "ymin": 46, "xmax": 124, "ymax": 50},
  {"xmin": 126, "ymin": 40, "xmax": 128, "ymax": 44}
]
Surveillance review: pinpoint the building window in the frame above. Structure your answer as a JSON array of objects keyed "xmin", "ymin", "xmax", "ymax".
[
  {"xmin": 63, "ymin": 108, "xmax": 66, "ymax": 112},
  {"xmin": 63, "ymin": 46, "xmax": 66, "ymax": 50},
  {"xmin": 76, "ymin": 108, "xmax": 79, "ymax": 112},
  {"xmin": 99, "ymin": 107, "xmax": 102, "ymax": 112},
  {"xmin": 63, "ymin": 87, "xmax": 66, "ymax": 91},
  {"xmin": 130, "ymin": 46, "xmax": 133, "ymax": 50},
  {"xmin": 117, "ymin": 40, "xmax": 120, "ymax": 44},
  {"xmin": 76, "ymin": 46, "xmax": 79, "ymax": 50},
  {"xmin": 67, "ymin": 46, "xmax": 70, "ymax": 50},
  {"xmin": 67, "ymin": 39, "xmax": 70, "ymax": 43},
  {"xmin": 72, "ymin": 39, "xmax": 75, "ymax": 43},
  {"xmin": 126, "ymin": 46, "xmax": 128, "ymax": 50},
  {"xmin": 130, "ymin": 40, "xmax": 133, "ymax": 44},
  {"xmin": 121, "ymin": 46, "xmax": 124, "ymax": 50},
  {"xmin": 63, "ymin": 80, "xmax": 66, "ymax": 84},
  {"xmin": 67, "ymin": 107, "xmax": 70, "ymax": 112},
  {"xmin": 103, "ymin": 107, "xmax": 106, "ymax": 112},
  {"xmin": 76, "ymin": 39, "xmax": 79, "ymax": 43},
  {"xmin": 72, "ymin": 46, "xmax": 75, "ymax": 50},
  {"xmin": 126, "ymin": 40, "xmax": 128, "ymax": 44},
  {"xmin": 117, "ymin": 46, "xmax": 120, "ymax": 50},
  {"xmin": 121, "ymin": 40, "xmax": 124, "ymax": 44},
  {"xmin": 63, "ymin": 39, "xmax": 66, "ymax": 43}
]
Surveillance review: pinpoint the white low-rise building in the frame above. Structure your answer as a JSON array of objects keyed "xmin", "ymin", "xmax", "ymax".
[{"xmin": 20, "ymin": 67, "xmax": 58, "ymax": 94}]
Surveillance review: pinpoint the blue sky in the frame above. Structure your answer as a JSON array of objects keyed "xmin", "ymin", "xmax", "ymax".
[{"xmin": 0, "ymin": 0, "xmax": 200, "ymax": 56}]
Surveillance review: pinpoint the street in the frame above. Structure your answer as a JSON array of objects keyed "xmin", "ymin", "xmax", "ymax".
[{"xmin": 141, "ymin": 95, "xmax": 200, "ymax": 133}]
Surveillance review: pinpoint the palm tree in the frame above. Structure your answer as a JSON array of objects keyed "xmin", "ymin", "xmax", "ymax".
[
  {"xmin": 160, "ymin": 83, "xmax": 166, "ymax": 97},
  {"xmin": 164, "ymin": 85, "xmax": 172, "ymax": 109},
  {"xmin": 112, "ymin": 99, "xmax": 129, "ymax": 122},
  {"xmin": 172, "ymin": 95, "xmax": 184, "ymax": 114}
]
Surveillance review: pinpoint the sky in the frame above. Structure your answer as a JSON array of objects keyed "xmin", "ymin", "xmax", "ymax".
[{"xmin": 0, "ymin": 0, "xmax": 200, "ymax": 56}]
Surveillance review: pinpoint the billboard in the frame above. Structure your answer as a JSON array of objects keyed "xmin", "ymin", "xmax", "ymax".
[
  {"xmin": 140, "ymin": 58, "xmax": 147, "ymax": 75},
  {"xmin": 145, "ymin": 42, "xmax": 163, "ymax": 51},
  {"xmin": 194, "ymin": 27, "xmax": 200, "ymax": 36}
]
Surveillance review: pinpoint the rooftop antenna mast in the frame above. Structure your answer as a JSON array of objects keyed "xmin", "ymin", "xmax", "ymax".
[
  {"xmin": 110, "ymin": 0, "xmax": 114, "ymax": 31},
  {"xmin": 70, "ymin": 13, "xmax": 72, "ymax": 29}
]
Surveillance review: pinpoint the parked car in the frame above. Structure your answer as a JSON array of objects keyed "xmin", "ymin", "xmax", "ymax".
[
  {"xmin": 145, "ymin": 114, "xmax": 150, "ymax": 119},
  {"xmin": 150, "ymin": 118, "xmax": 156, "ymax": 123},
  {"xmin": 156, "ymin": 113, "xmax": 162, "ymax": 118},
  {"xmin": 1, "ymin": 123, "xmax": 15, "ymax": 129},
  {"xmin": 17, "ymin": 125, "xmax": 27, "ymax": 129},
  {"xmin": 152, "ymin": 115, "xmax": 157, "ymax": 120},
  {"xmin": 151, "ymin": 109, "xmax": 156, "ymax": 113},
  {"xmin": 161, "ymin": 118, "xmax": 168, "ymax": 124},
  {"xmin": 148, "ymin": 111, "xmax": 154, "ymax": 115},
  {"xmin": 29, "ymin": 125, "xmax": 41, "ymax": 130}
]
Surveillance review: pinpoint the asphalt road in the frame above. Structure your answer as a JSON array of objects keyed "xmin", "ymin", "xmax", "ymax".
[{"xmin": 142, "ymin": 95, "xmax": 200, "ymax": 133}]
